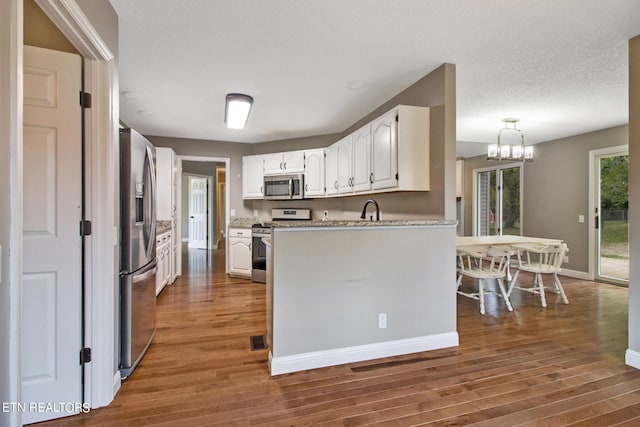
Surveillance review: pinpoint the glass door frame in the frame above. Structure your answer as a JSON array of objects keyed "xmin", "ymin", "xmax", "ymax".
[
  {"xmin": 589, "ymin": 144, "xmax": 629, "ymax": 285},
  {"xmin": 472, "ymin": 162, "xmax": 524, "ymax": 236}
]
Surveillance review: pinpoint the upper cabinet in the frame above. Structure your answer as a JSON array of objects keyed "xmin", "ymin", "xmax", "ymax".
[
  {"xmin": 156, "ymin": 147, "xmax": 177, "ymax": 220},
  {"xmin": 325, "ymin": 144, "xmax": 338, "ymax": 196},
  {"xmin": 242, "ymin": 154, "xmax": 264, "ymax": 199},
  {"xmin": 371, "ymin": 110, "xmax": 398, "ymax": 191},
  {"xmin": 241, "ymin": 105, "xmax": 429, "ymax": 200},
  {"xmin": 304, "ymin": 149, "xmax": 325, "ymax": 197},
  {"xmin": 263, "ymin": 151, "xmax": 305, "ymax": 175},
  {"xmin": 328, "ymin": 104, "xmax": 430, "ymax": 197}
]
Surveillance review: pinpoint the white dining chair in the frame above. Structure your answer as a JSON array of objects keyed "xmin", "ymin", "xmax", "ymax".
[
  {"xmin": 456, "ymin": 246, "xmax": 513, "ymax": 315},
  {"xmin": 507, "ymin": 243, "xmax": 569, "ymax": 308}
]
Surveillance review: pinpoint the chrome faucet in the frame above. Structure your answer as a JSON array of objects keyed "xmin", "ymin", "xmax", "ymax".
[{"xmin": 360, "ymin": 199, "xmax": 380, "ymax": 221}]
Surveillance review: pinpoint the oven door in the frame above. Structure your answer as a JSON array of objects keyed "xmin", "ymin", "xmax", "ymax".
[
  {"xmin": 264, "ymin": 174, "xmax": 304, "ymax": 200},
  {"xmin": 251, "ymin": 232, "xmax": 269, "ymax": 283}
]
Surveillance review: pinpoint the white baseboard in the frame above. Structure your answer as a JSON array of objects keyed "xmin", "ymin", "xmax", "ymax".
[
  {"xmin": 626, "ymin": 349, "xmax": 640, "ymax": 370},
  {"xmin": 269, "ymin": 332, "xmax": 459, "ymax": 376},
  {"xmin": 112, "ymin": 371, "xmax": 121, "ymax": 397},
  {"xmin": 560, "ymin": 268, "xmax": 591, "ymax": 280}
]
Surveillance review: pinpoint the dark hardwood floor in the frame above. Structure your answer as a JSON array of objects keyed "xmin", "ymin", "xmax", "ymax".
[{"xmin": 39, "ymin": 243, "xmax": 640, "ymax": 426}]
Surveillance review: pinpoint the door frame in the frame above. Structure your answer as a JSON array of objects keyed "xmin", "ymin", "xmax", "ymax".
[
  {"xmin": 216, "ymin": 167, "xmax": 226, "ymax": 246},
  {"xmin": 179, "ymin": 156, "xmax": 231, "ymax": 270},
  {"xmin": 3, "ymin": 0, "xmax": 120, "ymax": 422},
  {"xmin": 472, "ymin": 162, "xmax": 523, "ymax": 236},
  {"xmin": 187, "ymin": 173, "xmax": 214, "ymax": 249},
  {"xmin": 588, "ymin": 144, "xmax": 629, "ymax": 282}
]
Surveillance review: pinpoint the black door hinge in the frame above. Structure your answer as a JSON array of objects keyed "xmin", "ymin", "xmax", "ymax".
[
  {"xmin": 79, "ymin": 92, "xmax": 92, "ymax": 108},
  {"xmin": 80, "ymin": 348, "xmax": 92, "ymax": 365},
  {"xmin": 80, "ymin": 220, "xmax": 92, "ymax": 236}
]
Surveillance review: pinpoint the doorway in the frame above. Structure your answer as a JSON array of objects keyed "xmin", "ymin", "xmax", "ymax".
[
  {"xmin": 591, "ymin": 145, "xmax": 629, "ymax": 284},
  {"xmin": 474, "ymin": 164, "xmax": 522, "ymax": 236},
  {"xmin": 187, "ymin": 174, "xmax": 212, "ymax": 250}
]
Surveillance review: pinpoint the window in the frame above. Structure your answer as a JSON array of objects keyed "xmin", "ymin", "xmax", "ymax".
[{"xmin": 474, "ymin": 164, "xmax": 522, "ymax": 236}]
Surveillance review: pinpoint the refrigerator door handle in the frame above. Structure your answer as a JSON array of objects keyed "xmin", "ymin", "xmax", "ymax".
[
  {"xmin": 133, "ymin": 264, "xmax": 157, "ymax": 284},
  {"xmin": 143, "ymin": 145, "xmax": 157, "ymax": 261}
]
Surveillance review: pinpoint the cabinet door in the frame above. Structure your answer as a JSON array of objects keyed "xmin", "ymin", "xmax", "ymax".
[
  {"xmin": 337, "ymin": 136, "xmax": 353, "ymax": 194},
  {"xmin": 156, "ymin": 147, "xmax": 174, "ymax": 220},
  {"xmin": 304, "ymin": 149, "xmax": 325, "ymax": 197},
  {"xmin": 229, "ymin": 236, "xmax": 252, "ymax": 276},
  {"xmin": 352, "ymin": 125, "xmax": 371, "ymax": 193},
  {"xmin": 242, "ymin": 155, "xmax": 264, "ymax": 199},
  {"xmin": 283, "ymin": 151, "xmax": 305, "ymax": 173},
  {"xmin": 325, "ymin": 144, "xmax": 339, "ymax": 196},
  {"xmin": 263, "ymin": 153, "xmax": 284, "ymax": 175},
  {"xmin": 371, "ymin": 110, "xmax": 398, "ymax": 190}
]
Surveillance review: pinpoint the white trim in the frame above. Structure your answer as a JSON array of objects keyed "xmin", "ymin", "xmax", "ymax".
[
  {"xmin": 179, "ymin": 155, "xmax": 231, "ymax": 272},
  {"xmin": 559, "ymin": 268, "xmax": 592, "ymax": 281},
  {"xmin": 588, "ymin": 145, "xmax": 629, "ymax": 282},
  {"xmin": 472, "ymin": 162, "xmax": 523, "ymax": 236},
  {"xmin": 112, "ymin": 371, "xmax": 121, "ymax": 396},
  {"xmin": 34, "ymin": 0, "xmax": 113, "ymax": 61},
  {"xmin": 186, "ymin": 173, "xmax": 215, "ymax": 249},
  {"xmin": 626, "ymin": 349, "xmax": 640, "ymax": 370},
  {"xmin": 268, "ymin": 332, "xmax": 459, "ymax": 376},
  {"xmin": 31, "ymin": 0, "xmax": 119, "ymax": 410}
]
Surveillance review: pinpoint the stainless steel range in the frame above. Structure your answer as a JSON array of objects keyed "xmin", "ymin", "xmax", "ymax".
[{"xmin": 251, "ymin": 208, "xmax": 311, "ymax": 283}]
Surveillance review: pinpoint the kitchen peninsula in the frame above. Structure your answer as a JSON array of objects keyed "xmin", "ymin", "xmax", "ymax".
[{"xmin": 265, "ymin": 219, "xmax": 458, "ymax": 376}]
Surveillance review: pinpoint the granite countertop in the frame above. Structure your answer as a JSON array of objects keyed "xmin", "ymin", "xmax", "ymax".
[
  {"xmin": 272, "ymin": 219, "xmax": 457, "ymax": 228},
  {"xmin": 157, "ymin": 220, "xmax": 172, "ymax": 234},
  {"xmin": 228, "ymin": 218, "xmax": 258, "ymax": 229}
]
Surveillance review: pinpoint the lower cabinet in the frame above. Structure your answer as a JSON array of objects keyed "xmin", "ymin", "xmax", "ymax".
[
  {"xmin": 229, "ymin": 228, "xmax": 252, "ymax": 278},
  {"xmin": 156, "ymin": 231, "xmax": 172, "ymax": 295}
]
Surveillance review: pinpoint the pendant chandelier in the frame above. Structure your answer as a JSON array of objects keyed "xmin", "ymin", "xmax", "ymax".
[{"xmin": 487, "ymin": 118, "xmax": 533, "ymax": 161}]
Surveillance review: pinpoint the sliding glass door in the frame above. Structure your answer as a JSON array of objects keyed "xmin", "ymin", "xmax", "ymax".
[{"xmin": 475, "ymin": 165, "xmax": 521, "ymax": 236}]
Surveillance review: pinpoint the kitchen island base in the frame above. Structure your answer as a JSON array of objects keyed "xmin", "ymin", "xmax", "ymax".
[{"xmin": 266, "ymin": 221, "xmax": 458, "ymax": 376}]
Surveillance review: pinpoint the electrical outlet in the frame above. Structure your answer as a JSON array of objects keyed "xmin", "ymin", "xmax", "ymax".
[
  {"xmin": 564, "ymin": 255, "xmax": 569, "ymax": 263},
  {"xmin": 378, "ymin": 313, "xmax": 387, "ymax": 329},
  {"xmin": 578, "ymin": 215, "xmax": 585, "ymax": 223},
  {"xmin": 230, "ymin": 208, "xmax": 236, "ymax": 216},
  {"xmin": 253, "ymin": 209, "xmax": 258, "ymax": 217}
]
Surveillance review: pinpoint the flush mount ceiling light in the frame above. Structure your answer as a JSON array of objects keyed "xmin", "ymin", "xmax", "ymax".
[
  {"xmin": 487, "ymin": 118, "xmax": 533, "ymax": 161},
  {"xmin": 225, "ymin": 93, "xmax": 253, "ymax": 129}
]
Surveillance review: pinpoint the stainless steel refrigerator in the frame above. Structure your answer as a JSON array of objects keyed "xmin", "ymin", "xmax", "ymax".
[{"xmin": 119, "ymin": 128, "xmax": 157, "ymax": 377}]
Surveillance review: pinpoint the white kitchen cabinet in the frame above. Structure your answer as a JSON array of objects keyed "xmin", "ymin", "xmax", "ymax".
[
  {"xmin": 242, "ymin": 154, "xmax": 264, "ymax": 199},
  {"xmin": 325, "ymin": 143, "xmax": 338, "ymax": 196},
  {"xmin": 303, "ymin": 149, "xmax": 325, "ymax": 197},
  {"xmin": 263, "ymin": 151, "xmax": 305, "ymax": 175},
  {"xmin": 351, "ymin": 125, "xmax": 372, "ymax": 193},
  {"xmin": 337, "ymin": 136, "xmax": 353, "ymax": 193},
  {"xmin": 156, "ymin": 147, "xmax": 181, "ymax": 282},
  {"xmin": 371, "ymin": 110, "xmax": 398, "ymax": 191},
  {"xmin": 156, "ymin": 231, "xmax": 171, "ymax": 296},
  {"xmin": 228, "ymin": 228, "xmax": 252, "ymax": 278}
]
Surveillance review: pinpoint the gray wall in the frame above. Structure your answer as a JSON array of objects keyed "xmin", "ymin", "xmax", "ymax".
[
  {"xmin": 628, "ymin": 35, "xmax": 640, "ymax": 356},
  {"xmin": 147, "ymin": 136, "xmax": 252, "ymax": 220},
  {"xmin": 150, "ymin": 64, "xmax": 456, "ymax": 224},
  {"xmin": 462, "ymin": 125, "xmax": 628, "ymax": 273}
]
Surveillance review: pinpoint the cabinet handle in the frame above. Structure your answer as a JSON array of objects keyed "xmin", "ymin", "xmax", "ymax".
[
  {"xmin": 334, "ymin": 181, "xmax": 338, "ymax": 190},
  {"xmin": 305, "ymin": 184, "xmax": 308, "ymax": 191},
  {"xmin": 370, "ymin": 172, "xmax": 374, "ymax": 184},
  {"xmin": 249, "ymin": 243, "xmax": 252, "ymax": 251},
  {"xmin": 260, "ymin": 186, "xmax": 263, "ymax": 194},
  {"xmin": 280, "ymin": 162, "xmax": 283, "ymax": 170},
  {"xmin": 284, "ymin": 162, "xmax": 287, "ymax": 170},
  {"xmin": 237, "ymin": 231, "xmax": 243, "ymax": 236}
]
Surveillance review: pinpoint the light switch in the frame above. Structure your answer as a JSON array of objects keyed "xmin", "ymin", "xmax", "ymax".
[
  {"xmin": 231, "ymin": 209, "xmax": 236, "ymax": 216},
  {"xmin": 578, "ymin": 215, "xmax": 585, "ymax": 223}
]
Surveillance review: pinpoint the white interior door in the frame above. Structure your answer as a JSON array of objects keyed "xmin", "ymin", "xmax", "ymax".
[
  {"xmin": 22, "ymin": 46, "xmax": 83, "ymax": 424},
  {"xmin": 189, "ymin": 176, "xmax": 208, "ymax": 249}
]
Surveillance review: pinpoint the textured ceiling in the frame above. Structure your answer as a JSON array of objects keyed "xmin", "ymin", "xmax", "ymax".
[{"xmin": 109, "ymin": 0, "xmax": 640, "ymax": 156}]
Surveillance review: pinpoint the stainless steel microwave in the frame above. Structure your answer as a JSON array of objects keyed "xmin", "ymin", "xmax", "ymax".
[{"xmin": 264, "ymin": 173, "xmax": 304, "ymax": 200}]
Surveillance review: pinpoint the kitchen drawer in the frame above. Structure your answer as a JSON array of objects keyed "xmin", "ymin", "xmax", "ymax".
[{"xmin": 228, "ymin": 228, "xmax": 251, "ymax": 238}]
